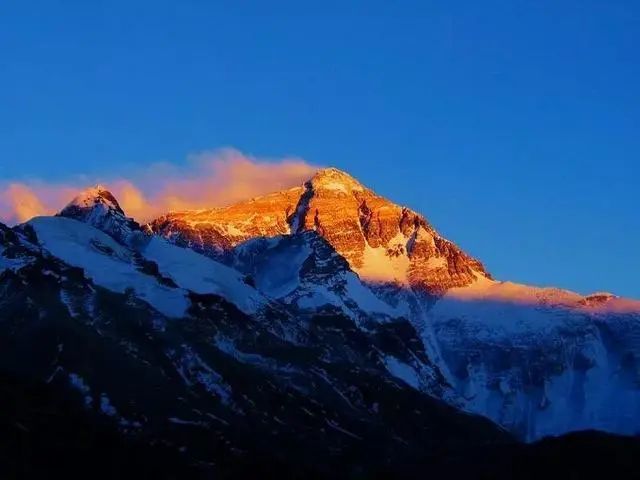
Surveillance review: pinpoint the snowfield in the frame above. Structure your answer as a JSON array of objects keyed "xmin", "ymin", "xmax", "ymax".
[
  {"xmin": 28, "ymin": 216, "xmax": 265, "ymax": 317},
  {"xmin": 141, "ymin": 236, "xmax": 266, "ymax": 314}
]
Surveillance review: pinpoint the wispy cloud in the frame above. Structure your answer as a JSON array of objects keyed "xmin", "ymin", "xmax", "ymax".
[{"xmin": 0, "ymin": 148, "xmax": 319, "ymax": 225}]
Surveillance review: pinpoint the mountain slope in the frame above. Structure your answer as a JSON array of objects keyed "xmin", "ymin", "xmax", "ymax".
[
  {"xmin": 0, "ymin": 215, "xmax": 512, "ymax": 477},
  {"xmin": 149, "ymin": 167, "xmax": 640, "ymax": 440}
]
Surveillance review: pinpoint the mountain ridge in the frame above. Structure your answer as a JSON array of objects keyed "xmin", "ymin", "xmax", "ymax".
[{"xmin": 2, "ymin": 170, "xmax": 639, "ymax": 446}]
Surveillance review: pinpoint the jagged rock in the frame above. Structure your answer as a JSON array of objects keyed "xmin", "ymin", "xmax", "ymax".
[{"xmin": 150, "ymin": 167, "xmax": 491, "ymax": 295}]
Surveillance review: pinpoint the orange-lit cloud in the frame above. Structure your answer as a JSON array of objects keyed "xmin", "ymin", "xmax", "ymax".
[
  {"xmin": 0, "ymin": 183, "xmax": 80, "ymax": 224},
  {"xmin": 0, "ymin": 148, "xmax": 319, "ymax": 225}
]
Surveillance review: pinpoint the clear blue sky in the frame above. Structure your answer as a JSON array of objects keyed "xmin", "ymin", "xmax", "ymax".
[{"xmin": 1, "ymin": 1, "xmax": 638, "ymax": 297}]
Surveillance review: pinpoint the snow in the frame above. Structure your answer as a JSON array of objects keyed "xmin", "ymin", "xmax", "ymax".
[
  {"xmin": 252, "ymin": 242, "xmax": 310, "ymax": 298},
  {"xmin": 310, "ymin": 367, "xmax": 356, "ymax": 408},
  {"xmin": 296, "ymin": 285, "xmax": 345, "ymax": 310},
  {"xmin": 0, "ymin": 248, "xmax": 29, "ymax": 272},
  {"xmin": 319, "ymin": 181, "xmax": 351, "ymax": 194},
  {"xmin": 100, "ymin": 394, "xmax": 118, "ymax": 417},
  {"xmin": 68, "ymin": 373, "xmax": 93, "ymax": 407},
  {"xmin": 430, "ymin": 273, "xmax": 640, "ymax": 338},
  {"xmin": 59, "ymin": 289, "xmax": 81, "ymax": 318},
  {"xmin": 66, "ymin": 185, "xmax": 116, "ymax": 209},
  {"xmin": 294, "ymin": 273, "xmax": 396, "ymax": 320},
  {"xmin": 142, "ymin": 236, "xmax": 265, "ymax": 315},
  {"xmin": 383, "ymin": 356, "xmax": 420, "ymax": 389},
  {"xmin": 29, "ymin": 216, "xmax": 265, "ymax": 317},
  {"xmin": 357, "ymin": 233, "xmax": 411, "ymax": 285},
  {"xmin": 168, "ymin": 417, "xmax": 208, "ymax": 427},
  {"xmin": 214, "ymin": 335, "xmax": 298, "ymax": 373},
  {"xmin": 429, "ymin": 271, "xmax": 640, "ymax": 440},
  {"xmin": 583, "ymin": 295, "xmax": 640, "ymax": 314},
  {"xmin": 29, "ymin": 216, "xmax": 189, "ymax": 317},
  {"xmin": 234, "ymin": 233, "xmax": 394, "ymax": 320},
  {"xmin": 325, "ymin": 419, "xmax": 362, "ymax": 440},
  {"xmin": 170, "ymin": 345, "xmax": 233, "ymax": 405},
  {"xmin": 311, "ymin": 167, "xmax": 365, "ymax": 193},
  {"xmin": 343, "ymin": 273, "xmax": 397, "ymax": 316},
  {"xmin": 450, "ymin": 337, "xmax": 640, "ymax": 441}
]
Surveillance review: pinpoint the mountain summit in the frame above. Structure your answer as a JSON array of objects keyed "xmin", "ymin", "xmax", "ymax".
[
  {"xmin": 150, "ymin": 167, "xmax": 490, "ymax": 294},
  {"xmin": 58, "ymin": 185, "xmax": 141, "ymax": 245},
  {"xmin": 306, "ymin": 167, "xmax": 367, "ymax": 194},
  {"xmin": 62, "ymin": 185, "xmax": 125, "ymax": 215}
]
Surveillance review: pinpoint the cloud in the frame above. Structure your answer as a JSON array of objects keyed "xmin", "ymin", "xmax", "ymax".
[
  {"xmin": 0, "ymin": 148, "xmax": 319, "ymax": 225},
  {"xmin": 0, "ymin": 183, "xmax": 79, "ymax": 224}
]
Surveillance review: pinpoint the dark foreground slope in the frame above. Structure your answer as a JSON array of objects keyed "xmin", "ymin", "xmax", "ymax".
[{"xmin": 1, "ymin": 371, "xmax": 638, "ymax": 479}]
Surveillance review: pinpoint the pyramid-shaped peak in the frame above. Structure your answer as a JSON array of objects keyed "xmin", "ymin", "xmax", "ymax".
[
  {"xmin": 63, "ymin": 185, "xmax": 124, "ymax": 215},
  {"xmin": 308, "ymin": 167, "xmax": 365, "ymax": 193},
  {"xmin": 58, "ymin": 185, "xmax": 142, "ymax": 245}
]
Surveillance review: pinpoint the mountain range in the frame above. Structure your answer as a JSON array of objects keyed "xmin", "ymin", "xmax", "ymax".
[{"xmin": 1, "ymin": 167, "xmax": 638, "ymax": 477}]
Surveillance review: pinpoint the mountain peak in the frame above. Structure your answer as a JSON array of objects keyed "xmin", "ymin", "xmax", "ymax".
[
  {"xmin": 58, "ymin": 185, "xmax": 140, "ymax": 245},
  {"xmin": 308, "ymin": 167, "xmax": 365, "ymax": 193},
  {"xmin": 64, "ymin": 185, "xmax": 125, "ymax": 216},
  {"xmin": 151, "ymin": 166, "xmax": 490, "ymax": 294}
]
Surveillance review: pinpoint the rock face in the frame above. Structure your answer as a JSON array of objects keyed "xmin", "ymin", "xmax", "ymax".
[
  {"xmin": 150, "ymin": 168, "xmax": 490, "ymax": 295},
  {"xmin": 148, "ymin": 167, "xmax": 640, "ymax": 441},
  {"xmin": 149, "ymin": 188, "xmax": 303, "ymax": 260}
]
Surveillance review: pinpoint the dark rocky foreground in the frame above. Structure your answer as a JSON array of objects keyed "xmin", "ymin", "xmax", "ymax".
[{"xmin": 1, "ymin": 371, "xmax": 639, "ymax": 479}]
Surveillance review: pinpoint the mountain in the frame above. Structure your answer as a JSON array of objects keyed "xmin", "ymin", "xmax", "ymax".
[
  {"xmin": 150, "ymin": 167, "xmax": 640, "ymax": 441},
  {"xmin": 1, "ymin": 174, "xmax": 639, "ymax": 476},
  {"xmin": 0, "ymin": 187, "xmax": 513, "ymax": 477},
  {"xmin": 150, "ymin": 168, "xmax": 490, "ymax": 293}
]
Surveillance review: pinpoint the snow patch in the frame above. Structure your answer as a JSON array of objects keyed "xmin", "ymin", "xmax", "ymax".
[
  {"xmin": 357, "ymin": 233, "xmax": 411, "ymax": 285},
  {"xmin": 383, "ymin": 356, "xmax": 420, "ymax": 389},
  {"xmin": 29, "ymin": 216, "xmax": 189, "ymax": 317},
  {"xmin": 68, "ymin": 373, "xmax": 93, "ymax": 407},
  {"xmin": 142, "ymin": 236, "xmax": 265, "ymax": 315},
  {"xmin": 100, "ymin": 393, "xmax": 118, "ymax": 417},
  {"xmin": 0, "ymin": 247, "xmax": 29, "ymax": 272},
  {"xmin": 343, "ymin": 273, "xmax": 397, "ymax": 316}
]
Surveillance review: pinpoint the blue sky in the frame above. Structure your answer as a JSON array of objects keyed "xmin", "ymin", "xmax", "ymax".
[{"xmin": 1, "ymin": 1, "xmax": 639, "ymax": 297}]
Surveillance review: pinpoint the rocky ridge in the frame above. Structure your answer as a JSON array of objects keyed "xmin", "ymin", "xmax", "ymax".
[{"xmin": 150, "ymin": 168, "xmax": 491, "ymax": 295}]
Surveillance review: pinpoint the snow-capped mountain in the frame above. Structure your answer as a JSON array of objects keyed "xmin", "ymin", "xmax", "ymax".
[
  {"xmin": 150, "ymin": 168, "xmax": 490, "ymax": 293},
  {"xmin": 150, "ymin": 167, "xmax": 640, "ymax": 440},
  {"xmin": 1, "ymin": 172, "xmax": 638, "ymax": 476},
  {"xmin": 2, "ymin": 185, "xmax": 510, "ymax": 476}
]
